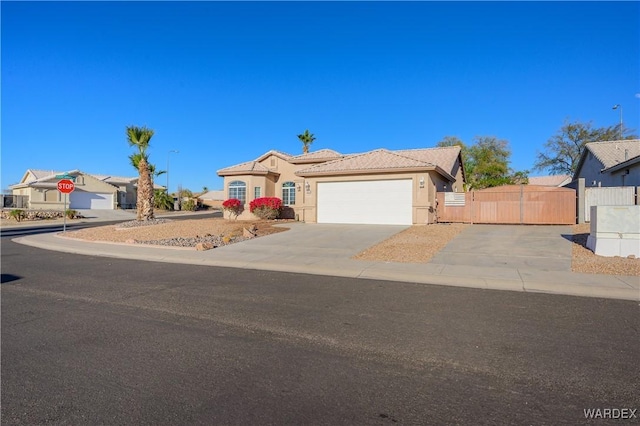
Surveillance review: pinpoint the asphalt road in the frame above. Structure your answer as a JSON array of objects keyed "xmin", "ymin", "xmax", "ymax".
[{"xmin": 1, "ymin": 225, "xmax": 639, "ymax": 425}]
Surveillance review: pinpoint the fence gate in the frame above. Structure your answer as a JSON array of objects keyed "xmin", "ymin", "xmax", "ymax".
[
  {"xmin": 436, "ymin": 185, "xmax": 576, "ymax": 225},
  {"xmin": 584, "ymin": 187, "xmax": 635, "ymax": 222}
]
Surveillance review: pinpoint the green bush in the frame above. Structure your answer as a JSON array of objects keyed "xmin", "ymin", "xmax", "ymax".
[
  {"xmin": 154, "ymin": 190, "xmax": 174, "ymax": 210},
  {"xmin": 182, "ymin": 199, "xmax": 196, "ymax": 211},
  {"xmin": 9, "ymin": 209, "xmax": 25, "ymax": 222},
  {"xmin": 65, "ymin": 209, "xmax": 79, "ymax": 219}
]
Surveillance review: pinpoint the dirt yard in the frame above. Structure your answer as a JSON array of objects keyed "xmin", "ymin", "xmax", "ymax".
[
  {"xmin": 570, "ymin": 223, "xmax": 639, "ymax": 276},
  {"xmin": 353, "ymin": 223, "xmax": 469, "ymax": 263},
  {"xmin": 64, "ymin": 218, "xmax": 289, "ymax": 244}
]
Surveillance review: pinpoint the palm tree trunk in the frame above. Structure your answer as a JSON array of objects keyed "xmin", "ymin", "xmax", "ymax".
[{"xmin": 137, "ymin": 158, "xmax": 155, "ymax": 221}]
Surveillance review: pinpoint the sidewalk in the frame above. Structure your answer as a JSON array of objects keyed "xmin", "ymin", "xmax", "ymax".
[{"xmin": 11, "ymin": 223, "xmax": 639, "ymax": 302}]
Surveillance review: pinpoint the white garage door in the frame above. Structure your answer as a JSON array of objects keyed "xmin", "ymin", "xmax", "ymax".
[
  {"xmin": 317, "ymin": 180, "xmax": 413, "ymax": 225},
  {"xmin": 70, "ymin": 192, "xmax": 114, "ymax": 209}
]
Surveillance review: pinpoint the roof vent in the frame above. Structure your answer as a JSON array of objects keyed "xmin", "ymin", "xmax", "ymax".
[{"xmin": 625, "ymin": 149, "xmax": 629, "ymax": 160}]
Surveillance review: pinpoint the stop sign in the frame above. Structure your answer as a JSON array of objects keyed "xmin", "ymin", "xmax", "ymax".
[{"xmin": 57, "ymin": 179, "xmax": 75, "ymax": 194}]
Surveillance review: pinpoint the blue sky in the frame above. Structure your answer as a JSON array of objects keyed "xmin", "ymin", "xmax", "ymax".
[{"xmin": 2, "ymin": 1, "xmax": 639, "ymax": 193}]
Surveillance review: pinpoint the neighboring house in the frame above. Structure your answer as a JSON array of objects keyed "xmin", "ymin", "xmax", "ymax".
[
  {"xmin": 573, "ymin": 139, "xmax": 640, "ymax": 187},
  {"xmin": 198, "ymin": 190, "xmax": 225, "ymax": 209},
  {"xmin": 217, "ymin": 146, "xmax": 465, "ymax": 225},
  {"xmin": 9, "ymin": 169, "xmax": 165, "ymax": 210},
  {"xmin": 527, "ymin": 175, "xmax": 572, "ymax": 187}
]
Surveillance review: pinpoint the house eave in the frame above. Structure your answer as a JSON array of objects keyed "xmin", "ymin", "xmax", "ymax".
[
  {"xmin": 602, "ymin": 155, "xmax": 640, "ymax": 174},
  {"xmin": 289, "ymin": 157, "xmax": 343, "ymax": 165},
  {"xmin": 217, "ymin": 170, "xmax": 276, "ymax": 177},
  {"xmin": 296, "ymin": 166, "xmax": 455, "ymax": 181}
]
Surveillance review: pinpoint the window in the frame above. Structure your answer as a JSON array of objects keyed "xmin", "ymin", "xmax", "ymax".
[
  {"xmin": 45, "ymin": 190, "xmax": 58, "ymax": 202},
  {"xmin": 228, "ymin": 180, "xmax": 246, "ymax": 204},
  {"xmin": 254, "ymin": 186, "xmax": 261, "ymax": 199},
  {"xmin": 282, "ymin": 181, "xmax": 295, "ymax": 206}
]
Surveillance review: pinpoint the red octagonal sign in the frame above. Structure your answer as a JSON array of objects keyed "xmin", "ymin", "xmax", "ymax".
[{"xmin": 57, "ymin": 179, "xmax": 75, "ymax": 194}]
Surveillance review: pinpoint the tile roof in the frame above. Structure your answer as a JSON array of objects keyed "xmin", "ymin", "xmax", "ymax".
[
  {"xmin": 16, "ymin": 170, "xmax": 137, "ymax": 187},
  {"xmin": 296, "ymin": 149, "xmax": 440, "ymax": 176},
  {"xmin": 254, "ymin": 150, "xmax": 293, "ymax": 162},
  {"xmin": 27, "ymin": 169, "xmax": 61, "ymax": 180},
  {"xmin": 394, "ymin": 146, "xmax": 461, "ymax": 175},
  {"xmin": 289, "ymin": 149, "xmax": 343, "ymax": 162},
  {"xmin": 217, "ymin": 160, "xmax": 271, "ymax": 175},
  {"xmin": 585, "ymin": 139, "xmax": 640, "ymax": 170},
  {"xmin": 528, "ymin": 175, "xmax": 572, "ymax": 186},
  {"xmin": 91, "ymin": 174, "xmax": 137, "ymax": 183},
  {"xmin": 218, "ymin": 150, "xmax": 294, "ymax": 176}
]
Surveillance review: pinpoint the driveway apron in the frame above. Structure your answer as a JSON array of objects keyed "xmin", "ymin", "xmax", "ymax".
[
  {"xmin": 429, "ymin": 224, "xmax": 573, "ymax": 272},
  {"xmin": 212, "ymin": 223, "xmax": 410, "ymax": 265}
]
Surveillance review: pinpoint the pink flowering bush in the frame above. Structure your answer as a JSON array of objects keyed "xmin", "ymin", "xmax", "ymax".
[
  {"xmin": 249, "ymin": 197, "xmax": 282, "ymax": 220},
  {"xmin": 222, "ymin": 198, "xmax": 243, "ymax": 219}
]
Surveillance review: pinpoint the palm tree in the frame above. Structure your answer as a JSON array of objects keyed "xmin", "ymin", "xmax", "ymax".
[
  {"xmin": 129, "ymin": 154, "xmax": 166, "ymax": 181},
  {"xmin": 297, "ymin": 129, "xmax": 316, "ymax": 154},
  {"xmin": 126, "ymin": 125, "xmax": 156, "ymax": 221}
]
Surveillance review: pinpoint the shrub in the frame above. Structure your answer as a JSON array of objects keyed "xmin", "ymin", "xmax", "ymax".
[
  {"xmin": 154, "ymin": 190, "xmax": 174, "ymax": 210},
  {"xmin": 222, "ymin": 198, "xmax": 243, "ymax": 219},
  {"xmin": 9, "ymin": 209, "xmax": 25, "ymax": 222},
  {"xmin": 65, "ymin": 209, "xmax": 79, "ymax": 219},
  {"xmin": 249, "ymin": 197, "xmax": 282, "ymax": 220},
  {"xmin": 182, "ymin": 199, "xmax": 196, "ymax": 211}
]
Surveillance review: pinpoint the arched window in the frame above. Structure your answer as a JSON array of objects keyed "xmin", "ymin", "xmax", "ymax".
[
  {"xmin": 228, "ymin": 180, "xmax": 246, "ymax": 204},
  {"xmin": 282, "ymin": 181, "xmax": 295, "ymax": 206}
]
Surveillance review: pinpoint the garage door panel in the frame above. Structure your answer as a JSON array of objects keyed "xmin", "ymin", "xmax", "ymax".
[
  {"xmin": 317, "ymin": 180, "xmax": 412, "ymax": 225},
  {"xmin": 70, "ymin": 192, "xmax": 114, "ymax": 209}
]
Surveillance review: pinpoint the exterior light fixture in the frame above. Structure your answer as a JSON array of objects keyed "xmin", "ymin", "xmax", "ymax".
[
  {"xmin": 612, "ymin": 104, "xmax": 623, "ymax": 139},
  {"xmin": 419, "ymin": 177, "xmax": 425, "ymax": 188},
  {"xmin": 297, "ymin": 183, "xmax": 301, "ymax": 192},
  {"xmin": 305, "ymin": 181, "xmax": 311, "ymax": 193}
]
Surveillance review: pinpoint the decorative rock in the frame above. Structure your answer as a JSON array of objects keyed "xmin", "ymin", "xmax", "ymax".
[
  {"xmin": 243, "ymin": 227, "xmax": 257, "ymax": 238},
  {"xmin": 196, "ymin": 242, "xmax": 214, "ymax": 251},
  {"xmin": 628, "ymin": 254, "xmax": 636, "ymax": 259},
  {"xmin": 125, "ymin": 239, "xmax": 137, "ymax": 244}
]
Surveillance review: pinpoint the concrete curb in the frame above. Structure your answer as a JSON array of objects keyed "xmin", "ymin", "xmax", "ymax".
[{"xmin": 12, "ymin": 232, "xmax": 639, "ymax": 302}]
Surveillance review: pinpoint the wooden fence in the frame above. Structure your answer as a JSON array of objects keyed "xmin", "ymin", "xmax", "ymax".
[{"xmin": 436, "ymin": 185, "xmax": 576, "ymax": 225}]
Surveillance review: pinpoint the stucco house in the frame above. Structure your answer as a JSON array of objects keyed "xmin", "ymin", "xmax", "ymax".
[
  {"xmin": 9, "ymin": 169, "xmax": 163, "ymax": 210},
  {"xmin": 573, "ymin": 139, "xmax": 640, "ymax": 188},
  {"xmin": 198, "ymin": 190, "xmax": 225, "ymax": 209},
  {"xmin": 217, "ymin": 146, "xmax": 465, "ymax": 225}
]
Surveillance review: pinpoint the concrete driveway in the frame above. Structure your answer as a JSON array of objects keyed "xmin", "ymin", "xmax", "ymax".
[
  {"xmin": 429, "ymin": 224, "xmax": 574, "ymax": 271},
  {"xmin": 216, "ymin": 222, "xmax": 410, "ymax": 264}
]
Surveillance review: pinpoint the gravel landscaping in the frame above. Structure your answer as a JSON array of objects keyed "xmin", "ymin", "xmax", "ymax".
[
  {"xmin": 571, "ymin": 223, "xmax": 639, "ymax": 276},
  {"xmin": 64, "ymin": 218, "xmax": 289, "ymax": 248},
  {"xmin": 353, "ymin": 223, "xmax": 469, "ymax": 263}
]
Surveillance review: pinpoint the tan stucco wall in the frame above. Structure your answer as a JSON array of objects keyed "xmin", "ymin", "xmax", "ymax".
[{"xmin": 221, "ymin": 154, "xmax": 310, "ymax": 219}]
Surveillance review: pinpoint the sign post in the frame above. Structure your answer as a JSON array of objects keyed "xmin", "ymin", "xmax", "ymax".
[{"xmin": 57, "ymin": 179, "xmax": 75, "ymax": 232}]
